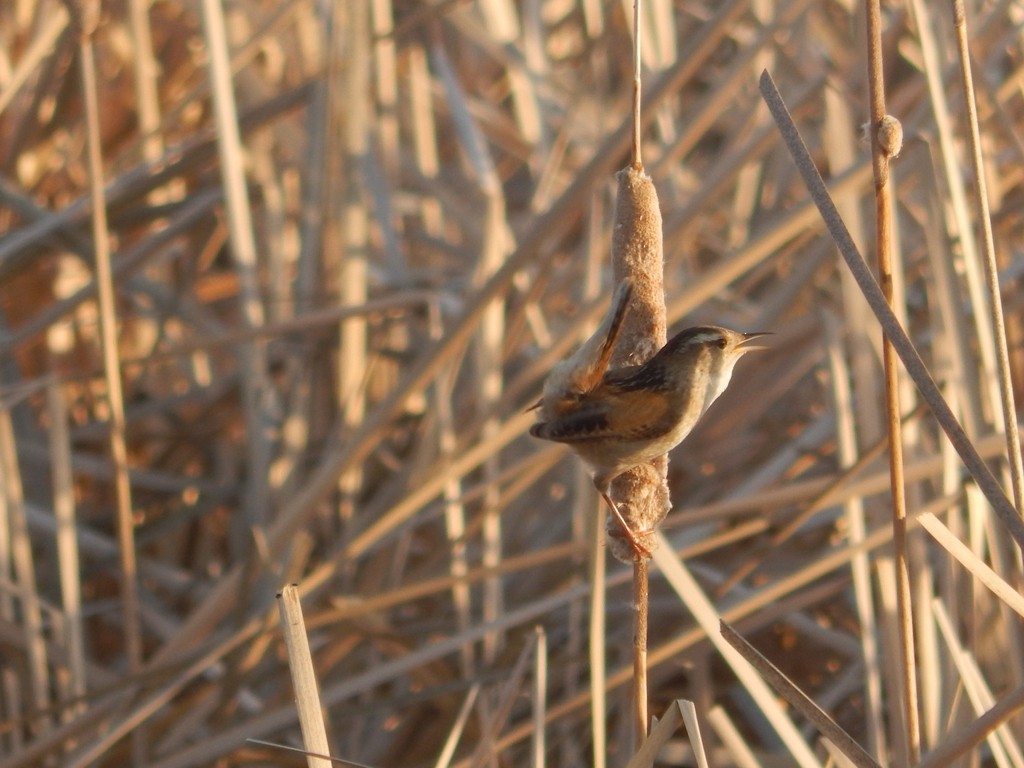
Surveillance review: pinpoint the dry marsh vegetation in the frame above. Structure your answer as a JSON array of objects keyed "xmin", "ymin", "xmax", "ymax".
[{"xmin": 1, "ymin": 0, "xmax": 1024, "ymax": 766}]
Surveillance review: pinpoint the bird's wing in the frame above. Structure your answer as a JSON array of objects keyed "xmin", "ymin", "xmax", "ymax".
[
  {"xmin": 613, "ymin": 391, "xmax": 673, "ymax": 440},
  {"xmin": 530, "ymin": 391, "xmax": 671, "ymax": 443},
  {"xmin": 530, "ymin": 404, "xmax": 614, "ymax": 443}
]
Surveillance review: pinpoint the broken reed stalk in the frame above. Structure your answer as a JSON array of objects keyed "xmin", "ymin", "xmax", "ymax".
[
  {"xmin": 864, "ymin": 0, "xmax": 919, "ymax": 761},
  {"xmin": 611, "ymin": 0, "xmax": 664, "ymax": 752},
  {"xmin": 951, "ymin": 0, "xmax": 1024, "ymax": 510},
  {"xmin": 624, "ymin": 700, "xmax": 711, "ymax": 768},
  {"xmin": 277, "ymin": 586, "xmax": 333, "ymax": 768}
]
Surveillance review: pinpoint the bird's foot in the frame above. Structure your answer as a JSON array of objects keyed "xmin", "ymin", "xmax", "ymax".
[{"xmin": 601, "ymin": 492, "xmax": 653, "ymax": 560}]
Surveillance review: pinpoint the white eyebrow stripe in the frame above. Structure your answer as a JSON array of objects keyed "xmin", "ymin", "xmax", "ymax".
[{"xmin": 686, "ymin": 331, "xmax": 723, "ymax": 344}]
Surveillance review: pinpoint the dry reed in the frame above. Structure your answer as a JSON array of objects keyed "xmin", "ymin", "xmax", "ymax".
[{"xmin": 1, "ymin": 1, "xmax": 1023, "ymax": 766}]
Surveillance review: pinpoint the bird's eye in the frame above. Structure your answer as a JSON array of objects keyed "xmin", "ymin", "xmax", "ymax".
[{"xmin": 716, "ymin": 337, "xmax": 726, "ymax": 349}]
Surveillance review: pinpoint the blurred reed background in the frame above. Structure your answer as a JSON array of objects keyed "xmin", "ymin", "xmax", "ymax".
[{"xmin": 1, "ymin": 0, "xmax": 1023, "ymax": 765}]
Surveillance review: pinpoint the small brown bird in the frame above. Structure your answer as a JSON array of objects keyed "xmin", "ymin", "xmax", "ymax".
[{"xmin": 531, "ymin": 281, "xmax": 768, "ymax": 556}]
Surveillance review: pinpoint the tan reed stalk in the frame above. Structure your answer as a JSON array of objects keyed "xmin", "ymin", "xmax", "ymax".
[
  {"xmin": 199, "ymin": 0, "xmax": 272, "ymax": 548},
  {"xmin": 294, "ymin": 28, "xmax": 329, "ymax": 281},
  {"xmin": 277, "ymin": 586, "xmax": 333, "ymax": 768},
  {"xmin": 475, "ymin": 153, "xmax": 510, "ymax": 672},
  {"xmin": 532, "ymin": 626, "xmax": 547, "ymax": 768},
  {"xmin": 46, "ymin": 382, "xmax": 87, "ymax": 716},
  {"xmin": 75, "ymin": 0, "xmax": 144, "ymax": 719},
  {"xmin": 0, "ymin": 405, "xmax": 49, "ymax": 735},
  {"xmin": 584, "ymin": 194, "xmax": 610, "ymax": 768},
  {"xmin": 0, "ymin": 5, "xmax": 68, "ymax": 116},
  {"xmin": 434, "ymin": 685, "xmax": 481, "ymax": 768},
  {"xmin": 631, "ymin": 558, "xmax": 649, "ymax": 751},
  {"xmin": 589, "ymin": 507, "xmax": 608, "ymax": 768},
  {"xmin": 243, "ymin": 739, "xmax": 359, "ymax": 767},
  {"xmin": 864, "ymin": 1, "xmax": 919, "ymax": 760},
  {"xmin": 607, "ymin": 0, "xmax": 666, "ymax": 753},
  {"xmin": 951, "ymin": 0, "xmax": 1024, "ymax": 511},
  {"xmin": 819, "ymin": 78, "xmax": 889, "ymax": 758},
  {"xmin": 432, "ymin": 307, "xmax": 474, "ymax": 675},
  {"xmin": 478, "ymin": 0, "xmax": 541, "ymax": 145},
  {"xmin": 126, "ymin": 0, "xmax": 165, "ymax": 173},
  {"xmin": 371, "ymin": 0, "xmax": 399, "ymax": 177},
  {"xmin": 676, "ymin": 700, "xmax": 710, "ymax": 768},
  {"xmin": 917, "ymin": 512, "xmax": 1024, "ymax": 618},
  {"xmin": 407, "ymin": 43, "xmax": 443, "ymax": 233},
  {"xmin": 910, "ymin": 0, "xmax": 1008, "ymax": 442},
  {"xmin": 337, "ymin": 0, "xmax": 370, "ymax": 536},
  {"xmin": 825, "ymin": 318, "xmax": 888, "ymax": 761}
]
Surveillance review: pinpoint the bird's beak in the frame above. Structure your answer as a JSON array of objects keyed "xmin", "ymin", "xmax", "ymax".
[{"xmin": 738, "ymin": 331, "xmax": 772, "ymax": 352}]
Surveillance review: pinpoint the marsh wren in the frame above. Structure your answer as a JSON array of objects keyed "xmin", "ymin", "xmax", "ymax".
[{"xmin": 530, "ymin": 280, "xmax": 768, "ymax": 557}]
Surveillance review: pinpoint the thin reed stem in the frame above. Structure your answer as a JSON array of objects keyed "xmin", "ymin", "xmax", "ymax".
[
  {"xmin": 77, "ymin": 0, "xmax": 143, "ymax": 691},
  {"xmin": 631, "ymin": 0, "xmax": 642, "ymax": 170},
  {"xmin": 864, "ymin": 0, "xmax": 920, "ymax": 760},
  {"xmin": 632, "ymin": 558, "xmax": 649, "ymax": 748},
  {"xmin": 951, "ymin": 0, "xmax": 1024, "ymax": 512},
  {"xmin": 627, "ymin": 0, "xmax": 650, "ymax": 753}
]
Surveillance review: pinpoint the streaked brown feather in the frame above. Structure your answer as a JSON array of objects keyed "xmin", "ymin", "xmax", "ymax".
[
  {"xmin": 531, "ymin": 379, "xmax": 675, "ymax": 443},
  {"xmin": 530, "ymin": 407, "xmax": 611, "ymax": 442}
]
